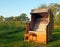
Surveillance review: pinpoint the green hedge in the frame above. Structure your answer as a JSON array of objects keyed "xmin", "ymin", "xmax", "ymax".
[{"xmin": 0, "ymin": 21, "xmax": 26, "ymax": 35}]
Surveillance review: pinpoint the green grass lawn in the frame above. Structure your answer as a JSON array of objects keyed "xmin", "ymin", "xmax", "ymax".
[
  {"xmin": 47, "ymin": 28, "xmax": 60, "ymax": 47},
  {"xmin": 0, "ymin": 29, "xmax": 25, "ymax": 47},
  {"xmin": 0, "ymin": 28, "xmax": 60, "ymax": 47}
]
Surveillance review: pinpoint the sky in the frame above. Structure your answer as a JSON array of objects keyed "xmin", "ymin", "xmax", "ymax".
[{"xmin": 0, "ymin": 0, "xmax": 60, "ymax": 18}]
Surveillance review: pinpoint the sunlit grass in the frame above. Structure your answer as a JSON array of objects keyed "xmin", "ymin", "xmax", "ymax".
[{"xmin": 0, "ymin": 28, "xmax": 60, "ymax": 47}]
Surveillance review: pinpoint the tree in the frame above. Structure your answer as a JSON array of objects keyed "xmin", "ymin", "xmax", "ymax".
[
  {"xmin": 48, "ymin": 3, "xmax": 60, "ymax": 16},
  {"xmin": 48, "ymin": 3, "xmax": 60, "ymax": 25},
  {"xmin": 38, "ymin": 4, "xmax": 47, "ymax": 9},
  {"xmin": 56, "ymin": 13, "xmax": 60, "ymax": 25},
  {"xmin": 17, "ymin": 13, "xmax": 29, "ymax": 22},
  {"xmin": 0, "ymin": 16, "xmax": 4, "ymax": 21},
  {"xmin": 10, "ymin": 16, "xmax": 16, "ymax": 21}
]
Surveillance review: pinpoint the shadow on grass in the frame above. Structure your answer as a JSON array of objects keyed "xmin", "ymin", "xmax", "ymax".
[
  {"xmin": 0, "ymin": 29, "xmax": 24, "ymax": 37},
  {"xmin": 0, "ymin": 28, "xmax": 60, "ymax": 47},
  {"xmin": 47, "ymin": 29, "xmax": 60, "ymax": 47},
  {"xmin": 0, "ymin": 30, "xmax": 25, "ymax": 44},
  {"xmin": 52, "ymin": 34, "xmax": 60, "ymax": 41},
  {"xmin": 52, "ymin": 29, "xmax": 60, "ymax": 41}
]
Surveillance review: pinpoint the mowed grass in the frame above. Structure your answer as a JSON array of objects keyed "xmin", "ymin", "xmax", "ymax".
[
  {"xmin": 0, "ymin": 28, "xmax": 60, "ymax": 47},
  {"xmin": 0, "ymin": 29, "xmax": 25, "ymax": 47},
  {"xmin": 47, "ymin": 28, "xmax": 60, "ymax": 47}
]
